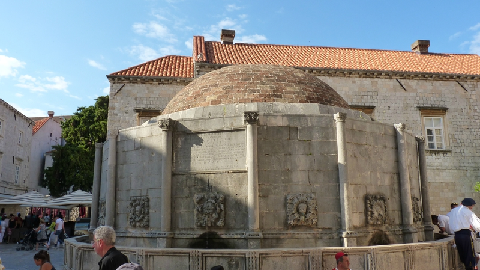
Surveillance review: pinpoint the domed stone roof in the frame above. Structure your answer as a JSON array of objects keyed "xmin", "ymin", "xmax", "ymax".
[{"xmin": 162, "ymin": 64, "xmax": 349, "ymax": 114}]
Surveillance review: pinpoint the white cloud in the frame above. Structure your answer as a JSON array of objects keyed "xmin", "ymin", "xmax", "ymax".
[
  {"xmin": 15, "ymin": 93, "xmax": 23, "ymax": 97},
  {"xmin": 449, "ymin": 31, "xmax": 462, "ymax": 41},
  {"xmin": 159, "ymin": 46, "xmax": 181, "ymax": 55},
  {"xmin": 133, "ymin": 22, "xmax": 177, "ymax": 43},
  {"xmin": 185, "ymin": 38, "xmax": 193, "ymax": 50},
  {"xmin": 129, "ymin": 45, "xmax": 161, "ymax": 62},
  {"xmin": 45, "ymin": 76, "xmax": 70, "ymax": 92},
  {"xmin": 11, "ymin": 103, "xmax": 46, "ymax": 117},
  {"xmin": 0, "ymin": 55, "xmax": 25, "ymax": 78},
  {"xmin": 204, "ymin": 17, "xmax": 245, "ymax": 41},
  {"xmin": 469, "ymin": 32, "xmax": 480, "ymax": 55},
  {"xmin": 68, "ymin": 94, "xmax": 81, "ymax": 100},
  {"xmin": 236, "ymin": 34, "xmax": 267, "ymax": 44},
  {"xmin": 239, "ymin": 14, "xmax": 248, "ymax": 20},
  {"xmin": 132, "ymin": 23, "xmax": 147, "ymax": 34},
  {"xmin": 226, "ymin": 4, "xmax": 241, "ymax": 11},
  {"xmin": 88, "ymin": 59, "xmax": 106, "ymax": 70},
  {"xmin": 103, "ymin": 86, "xmax": 110, "ymax": 94},
  {"xmin": 469, "ymin": 23, "xmax": 480, "ymax": 31},
  {"xmin": 15, "ymin": 75, "xmax": 70, "ymax": 93},
  {"xmin": 16, "ymin": 75, "xmax": 45, "ymax": 92}
]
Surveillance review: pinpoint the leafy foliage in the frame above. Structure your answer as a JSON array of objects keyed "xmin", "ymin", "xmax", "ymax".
[
  {"xmin": 475, "ymin": 182, "xmax": 480, "ymax": 193},
  {"xmin": 42, "ymin": 96, "xmax": 108, "ymax": 196},
  {"xmin": 62, "ymin": 95, "xmax": 109, "ymax": 151},
  {"xmin": 43, "ymin": 144, "xmax": 94, "ymax": 197}
]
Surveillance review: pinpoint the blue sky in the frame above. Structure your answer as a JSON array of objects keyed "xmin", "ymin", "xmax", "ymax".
[{"xmin": 1, "ymin": 0, "xmax": 479, "ymax": 117}]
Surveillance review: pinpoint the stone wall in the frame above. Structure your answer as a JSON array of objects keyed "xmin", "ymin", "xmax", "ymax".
[
  {"xmin": 100, "ymin": 103, "xmax": 426, "ymax": 248},
  {"xmin": 106, "ymin": 81, "xmax": 188, "ymax": 134},
  {"xmin": 0, "ymin": 100, "xmax": 33, "ymax": 196},
  {"xmin": 319, "ymin": 76, "xmax": 480, "ymax": 215},
  {"xmin": 65, "ymin": 236, "xmax": 460, "ymax": 270}
]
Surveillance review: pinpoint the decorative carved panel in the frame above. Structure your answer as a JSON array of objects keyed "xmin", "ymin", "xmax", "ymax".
[
  {"xmin": 286, "ymin": 193, "xmax": 318, "ymax": 227},
  {"xmin": 194, "ymin": 192, "xmax": 225, "ymax": 227},
  {"xmin": 244, "ymin": 111, "xmax": 259, "ymax": 124},
  {"xmin": 98, "ymin": 199, "xmax": 106, "ymax": 226},
  {"xmin": 412, "ymin": 196, "xmax": 422, "ymax": 223},
  {"xmin": 129, "ymin": 196, "xmax": 149, "ymax": 228},
  {"xmin": 365, "ymin": 194, "xmax": 388, "ymax": 225}
]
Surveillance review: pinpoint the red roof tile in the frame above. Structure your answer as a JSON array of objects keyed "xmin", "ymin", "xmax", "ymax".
[
  {"xmin": 32, "ymin": 117, "xmax": 49, "ymax": 135},
  {"xmin": 201, "ymin": 41, "xmax": 480, "ymax": 76},
  {"xmin": 109, "ymin": 55, "xmax": 193, "ymax": 78}
]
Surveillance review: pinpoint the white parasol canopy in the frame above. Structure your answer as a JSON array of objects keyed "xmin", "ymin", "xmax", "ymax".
[
  {"xmin": 39, "ymin": 190, "xmax": 92, "ymax": 209},
  {"xmin": 0, "ymin": 191, "xmax": 51, "ymax": 207}
]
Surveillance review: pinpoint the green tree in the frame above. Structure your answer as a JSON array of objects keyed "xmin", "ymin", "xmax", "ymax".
[
  {"xmin": 42, "ymin": 96, "xmax": 108, "ymax": 196},
  {"xmin": 43, "ymin": 144, "xmax": 94, "ymax": 197},
  {"xmin": 62, "ymin": 95, "xmax": 109, "ymax": 152}
]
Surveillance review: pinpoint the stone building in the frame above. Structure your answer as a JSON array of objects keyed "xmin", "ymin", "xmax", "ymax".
[
  {"xmin": 29, "ymin": 111, "xmax": 64, "ymax": 194},
  {"xmin": 0, "ymin": 99, "xmax": 34, "ymax": 200},
  {"xmin": 93, "ymin": 64, "xmax": 436, "ymax": 251},
  {"xmin": 106, "ymin": 31, "xmax": 480, "ymax": 215}
]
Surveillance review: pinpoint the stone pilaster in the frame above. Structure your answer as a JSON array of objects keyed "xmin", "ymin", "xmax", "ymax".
[
  {"xmin": 245, "ymin": 111, "xmax": 260, "ymax": 248},
  {"xmin": 335, "ymin": 112, "xmax": 356, "ymax": 247},
  {"xmin": 89, "ymin": 142, "xmax": 103, "ymax": 231},
  {"xmin": 416, "ymin": 136, "xmax": 434, "ymax": 241},
  {"xmin": 394, "ymin": 123, "xmax": 417, "ymax": 243},
  {"xmin": 106, "ymin": 132, "xmax": 118, "ymax": 227},
  {"xmin": 158, "ymin": 118, "xmax": 173, "ymax": 247}
]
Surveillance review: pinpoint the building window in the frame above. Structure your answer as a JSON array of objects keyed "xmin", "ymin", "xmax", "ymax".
[
  {"xmin": 15, "ymin": 165, "xmax": 20, "ymax": 184},
  {"xmin": 424, "ymin": 117, "xmax": 444, "ymax": 149},
  {"xmin": 18, "ymin": 131, "xmax": 23, "ymax": 144},
  {"xmin": 418, "ymin": 106, "xmax": 448, "ymax": 150},
  {"xmin": 134, "ymin": 108, "xmax": 162, "ymax": 126},
  {"xmin": 349, "ymin": 105, "xmax": 375, "ymax": 120}
]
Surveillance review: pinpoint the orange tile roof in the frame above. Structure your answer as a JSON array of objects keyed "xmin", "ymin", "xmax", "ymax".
[
  {"xmin": 32, "ymin": 117, "xmax": 49, "ymax": 135},
  {"xmin": 109, "ymin": 55, "xmax": 193, "ymax": 78},
  {"xmin": 201, "ymin": 41, "xmax": 480, "ymax": 76}
]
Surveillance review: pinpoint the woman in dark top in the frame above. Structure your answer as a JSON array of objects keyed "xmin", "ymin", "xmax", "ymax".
[
  {"xmin": 7, "ymin": 214, "xmax": 17, "ymax": 243},
  {"xmin": 33, "ymin": 250, "xmax": 56, "ymax": 270}
]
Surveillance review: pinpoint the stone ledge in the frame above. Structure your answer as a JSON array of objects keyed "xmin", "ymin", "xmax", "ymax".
[{"xmin": 64, "ymin": 237, "xmax": 458, "ymax": 270}]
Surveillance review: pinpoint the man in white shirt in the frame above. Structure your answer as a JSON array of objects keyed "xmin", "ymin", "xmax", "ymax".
[
  {"xmin": 431, "ymin": 215, "xmax": 451, "ymax": 235},
  {"xmin": 449, "ymin": 198, "xmax": 480, "ymax": 270},
  {"xmin": 54, "ymin": 213, "xmax": 65, "ymax": 247}
]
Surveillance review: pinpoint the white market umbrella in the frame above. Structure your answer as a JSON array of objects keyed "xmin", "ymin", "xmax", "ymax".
[
  {"xmin": 39, "ymin": 190, "xmax": 92, "ymax": 209},
  {"xmin": 0, "ymin": 191, "xmax": 51, "ymax": 207}
]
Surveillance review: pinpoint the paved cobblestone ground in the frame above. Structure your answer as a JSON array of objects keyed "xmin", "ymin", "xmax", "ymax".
[{"xmin": 0, "ymin": 242, "xmax": 65, "ymax": 270}]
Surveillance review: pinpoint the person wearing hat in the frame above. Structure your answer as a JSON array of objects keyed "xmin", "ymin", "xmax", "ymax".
[
  {"xmin": 332, "ymin": 252, "xmax": 351, "ymax": 270},
  {"xmin": 449, "ymin": 198, "xmax": 480, "ymax": 270}
]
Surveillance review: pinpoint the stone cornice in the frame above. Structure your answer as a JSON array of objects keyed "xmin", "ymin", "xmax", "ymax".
[
  {"xmin": 300, "ymin": 67, "xmax": 480, "ymax": 81},
  {"xmin": 194, "ymin": 62, "xmax": 480, "ymax": 82},
  {"xmin": 107, "ymin": 75, "xmax": 193, "ymax": 85}
]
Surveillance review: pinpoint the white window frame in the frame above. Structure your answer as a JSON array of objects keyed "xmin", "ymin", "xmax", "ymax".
[
  {"xmin": 419, "ymin": 107, "xmax": 448, "ymax": 151},
  {"xmin": 424, "ymin": 116, "xmax": 445, "ymax": 150}
]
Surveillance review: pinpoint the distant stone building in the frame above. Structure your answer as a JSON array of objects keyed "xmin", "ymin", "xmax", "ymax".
[
  {"xmin": 106, "ymin": 30, "xmax": 480, "ymax": 216},
  {"xmin": 29, "ymin": 111, "xmax": 64, "ymax": 194},
  {"xmin": 0, "ymin": 99, "xmax": 34, "ymax": 197}
]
